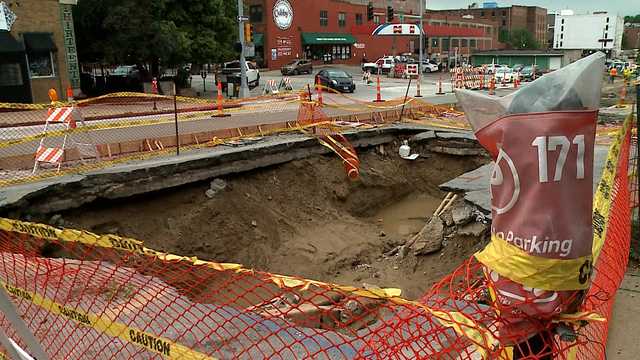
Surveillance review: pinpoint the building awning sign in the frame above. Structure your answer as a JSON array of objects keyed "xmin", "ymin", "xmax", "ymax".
[
  {"xmin": 0, "ymin": 1, "xmax": 17, "ymax": 31},
  {"xmin": 301, "ymin": 33, "xmax": 357, "ymax": 45},
  {"xmin": 372, "ymin": 23, "xmax": 424, "ymax": 36},
  {"xmin": 0, "ymin": 31, "xmax": 23, "ymax": 53},
  {"xmin": 23, "ymin": 33, "xmax": 57, "ymax": 51}
]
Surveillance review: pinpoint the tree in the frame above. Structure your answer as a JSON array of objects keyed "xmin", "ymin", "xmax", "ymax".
[
  {"xmin": 508, "ymin": 28, "xmax": 539, "ymax": 50},
  {"xmin": 74, "ymin": 0, "xmax": 237, "ymax": 76},
  {"xmin": 624, "ymin": 15, "xmax": 640, "ymax": 23}
]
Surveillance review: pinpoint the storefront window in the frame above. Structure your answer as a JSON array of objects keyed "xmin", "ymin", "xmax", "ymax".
[
  {"xmin": 249, "ymin": 5, "xmax": 263, "ymax": 22},
  {"xmin": 338, "ymin": 12, "xmax": 346, "ymax": 27},
  {"xmin": 0, "ymin": 63, "xmax": 23, "ymax": 86},
  {"xmin": 470, "ymin": 39, "xmax": 477, "ymax": 48},
  {"xmin": 431, "ymin": 38, "xmax": 439, "ymax": 48},
  {"xmin": 373, "ymin": 15, "xmax": 380, "ymax": 24},
  {"xmin": 356, "ymin": 13, "xmax": 363, "ymax": 25},
  {"xmin": 442, "ymin": 38, "xmax": 450, "ymax": 51},
  {"xmin": 320, "ymin": 10, "xmax": 328, "ymax": 27},
  {"xmin": 27, "ymin": 51, "xmax": 55, "ymax": 78},
  {"xmin": 452, "ymin": 39, "xmax": 459, "ymax": 48},
  {"xmin": 462, "ymin": 39, "xmax": 468, "ymax": 47}
]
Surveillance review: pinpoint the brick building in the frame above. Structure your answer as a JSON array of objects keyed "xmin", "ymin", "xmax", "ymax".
[
  {"xmin": 624, "ymin": 25, "xmax": 640, "ymax": 50},
  {"xmin": 246, "ymin": 0, "xmax": 499, "ymax": 70},
  {"xmin": 426, "ymin": 5, "xmax": 548, "ymax": 49},
  {"xmin": 0, "ymin": 0, "xmax": 80, "ymax": 103}
]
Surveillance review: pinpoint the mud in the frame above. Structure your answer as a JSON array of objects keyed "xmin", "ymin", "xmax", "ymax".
[{"xmin": 62, "ymin": 142, "xmax": 488, "ymax": 300}]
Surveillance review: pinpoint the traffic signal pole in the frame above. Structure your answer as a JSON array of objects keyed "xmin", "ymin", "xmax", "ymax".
[
  {"xmin": 419, "ymin": 0, "xmax": 424, "ymax": 90},
  {"xmin": 237, "ymin": 0, "xmax": 249, "ymax": 98}
]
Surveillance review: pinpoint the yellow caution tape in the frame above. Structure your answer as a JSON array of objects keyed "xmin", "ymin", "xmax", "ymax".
[
  {"xmin": 592, "ymin": 113, "xmax": 633, "ymax": 263},
  {"xmin": 0, "ymin": 281, "xmax": 215, "ymax": 359},
  {"xmin": 476, "ymin": 235, "xmax": 593, "ymax": 291}
]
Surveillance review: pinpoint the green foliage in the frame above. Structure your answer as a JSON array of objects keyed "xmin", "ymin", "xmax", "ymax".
[
  {"xmin": 74, "ymin": 0, "xmax": 237, "ymax": 68},
  {"xmin": 624, "ymin": 15, "xmax": 640, "ymax": 23},
  {"xmin": 503, "ymin": 28, "xmax": 539, "ymax": 50}
]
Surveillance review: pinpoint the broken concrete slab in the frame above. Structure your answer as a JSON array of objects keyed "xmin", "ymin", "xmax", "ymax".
[
  {"xmin": 0, "ymin": 124, "xmax": 452, "ymax": 215},
  {"xmin": 458, "ymin": 222, "xmax": 487, "ymax": 237},
  {"xmin": 409, "ymin": 131, "xmax": 436, "ymax": 143},
  {"xmin": 452, "ymin": 203, "xmax": 475, "ymax": 225},
  {"xmin": 411, "ymin": 217, "xmax": 444, "ymax": 255},
  {"xmin": 435, "ymin": 132, "xmax": 477, "ymax": 141}
]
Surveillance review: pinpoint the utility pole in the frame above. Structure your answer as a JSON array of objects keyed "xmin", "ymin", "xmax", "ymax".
[
  {"xmin": 419, "ymin": 0, "xmax": 424, "ymax": 73},
  {"xmin": 237, "ymin": 0, "xmax": 249, "ymax": 98}
]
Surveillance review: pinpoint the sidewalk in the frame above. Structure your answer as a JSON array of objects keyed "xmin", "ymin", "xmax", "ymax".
[{"xmin": 607, "ymin": 269, "xmax": 640, "ymax": 359}]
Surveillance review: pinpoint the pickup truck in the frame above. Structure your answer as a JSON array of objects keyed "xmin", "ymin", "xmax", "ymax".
[
  {"xmin": 362, "ymin": 56, "xmax": 395, "ymax": 74},
  {"xmin": 215, "ymin": 61, "xmax": 260, "ymax": 91}
]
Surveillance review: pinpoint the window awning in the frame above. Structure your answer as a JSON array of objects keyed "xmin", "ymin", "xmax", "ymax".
[
  {"xmin": 302, "ymin": 32, "xmax": 356, "ymax": 45},
  {"xmin": 253, "ymin": 33, "xmax": 263, "ymax": 46},
  {"xmin": 23, "ymin": 32, "xmax": 57, "ymax": 52},
  {"xmin": 0, "ymin": 31, "xmax": 24, "ymax": 53}
]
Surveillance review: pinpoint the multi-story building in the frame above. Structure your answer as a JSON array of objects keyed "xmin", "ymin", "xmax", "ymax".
[
  {"xmin": 426, "ymin": 5, "xmax": 548, "ymax": 48},
  {"xmin": 546, "ymin": 13, "xmax": 556, "ymax": 48},
  {"xmin": 623, "ymin": 24, "xmax": 640, "ymax": 50},
  {"xmin": 552, "ymin": 11, "xmax": 624, "ymax": 57},
  {"xmin": 0, "ymin": 0, "xmax": 80, "ymax": 103},
  {"xmin": 246, "ymin": 0, "xmax": 499, "ymax": 70}
]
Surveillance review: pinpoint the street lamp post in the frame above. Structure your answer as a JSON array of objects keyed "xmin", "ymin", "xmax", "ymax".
[
  {"xmin": 419, "ymin": 0, "xmax": 424, "ymax": 74},
  {"xmin": 237, "ymin": 0, "xmax": 249, "ymax": 98}
]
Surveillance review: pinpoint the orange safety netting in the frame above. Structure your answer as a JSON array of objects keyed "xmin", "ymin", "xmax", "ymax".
[{"xmin": 0, "ymin": 115, "xmax": 633, "ymax": 359}]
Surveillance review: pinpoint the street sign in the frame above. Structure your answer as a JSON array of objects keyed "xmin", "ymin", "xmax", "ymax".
[
  {"xmin": 237, "ymin": 15, "xmax": 249, "ymax": 22},
  {"xmin": 244, "ymin": 44, "xmax": 255, "ymax": 58}
]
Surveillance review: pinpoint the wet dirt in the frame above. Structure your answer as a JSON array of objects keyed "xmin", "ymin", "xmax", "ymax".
[{"xmin": 62, "ymin": 142, "xmax": 488, "ymax": 300}]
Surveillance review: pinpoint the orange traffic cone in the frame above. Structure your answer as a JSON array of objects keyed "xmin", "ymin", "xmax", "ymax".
[
  {"xmin": 436, "ymin": 76, "xmax": 445, "ymax": 95},
  {"xmin": 66, "ymin": 85, "xmax": 74, "ymax": 101},
  {"xmin": 488, "ymin": 76, "xmax": 496, "ymax": 95},
  {"xmin": 374, "ymin": 75, "xmax": 384, "ymax": 102},
  {"xmin": 213, "ymin": 80, "xmax": 230, "ymax": 117},
  {"xmin": 316, "ymin": 79, "xmax": 323, "ymax": 105}
]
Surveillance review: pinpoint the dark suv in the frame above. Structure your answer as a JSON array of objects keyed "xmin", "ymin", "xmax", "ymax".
[{"xmin": 281, "ymin": 59, "xmax": 313, "ymax": 75}]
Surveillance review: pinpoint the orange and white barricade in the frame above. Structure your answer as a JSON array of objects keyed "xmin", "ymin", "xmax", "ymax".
[
  {"xmin": 279, "ymin": 77, "xmax": 293, "ymax": 91},
  {"xmin": 33, "ymin": 105, "xmax": 98, "ymax": 173},
  {"xmin": 263, "ymin": 79, "xmax": 280, "ymax": 95}
]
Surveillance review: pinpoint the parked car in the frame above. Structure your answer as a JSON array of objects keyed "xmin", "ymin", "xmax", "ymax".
[
  {"xmin": 362, "ymin": 56, "xmax": 395, "ymax": 74},
  {"xmin": 520, "ymin": 65, "xmax": 543, "ymax": 81},
  {"xmin": 315, "ymin": 69, "xmax": 355, "ymax": 93},
  {"xmin": 485, "ymin": 63, "xmax": 510, "ymax": 74},
  {"xmin": 216, "ymin": 60, "xmax": 260, "ymax": 91},
  {"xmin": 422, "ymin": 60, "xmax": 440, "ymax": 73},
  {"xmin": 512, "ymin": 64, "xmax": 525, "ymax": 73},
  {"xmin": 281, "ymin": 59, "xmax": 312, "ymax": 75},
  {"xmin": 494, "ymin": 67, "xmax": 514, "ymax": 83}
]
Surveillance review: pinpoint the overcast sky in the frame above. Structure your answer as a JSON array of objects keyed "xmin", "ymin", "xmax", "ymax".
[{"xmin": 425, "ymin": 0, "xmax": 640, "ymax": 17}]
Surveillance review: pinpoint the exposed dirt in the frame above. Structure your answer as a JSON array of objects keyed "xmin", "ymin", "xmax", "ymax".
[{"xmin": 62, "ymin": 143, "xmax": 488, "ymax": 300}]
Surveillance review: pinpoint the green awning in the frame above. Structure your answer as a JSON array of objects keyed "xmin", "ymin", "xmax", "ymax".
[
  {"xmin": 302, "ymin": 32, "xmax": 356, "ymax": 45},
  {"xmin": 253, "ymin": 33, "xmax": 263, "ymax": 46},
  {"xmin": 0, "ymin": 32, "xmax": 24, "ymax": 53},
  {"xmin": 23, "ymin": 33, "xmax": 57, "ymax": 52}
]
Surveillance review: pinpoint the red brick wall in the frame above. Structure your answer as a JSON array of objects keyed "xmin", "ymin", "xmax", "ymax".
[
  {"xmin": 624, "ymin": 28, "xmax": 640, "ymax": 50},
  {"xmin": 250, "ymin": 0, "xmax": 498, "ymax": 69}
]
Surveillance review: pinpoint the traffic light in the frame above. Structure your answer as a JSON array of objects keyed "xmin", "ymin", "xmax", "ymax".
[
  {"xmin": 244, "ymin": 22, "xmax": 253, "ymax": 43},
  {"xmin": 386, "ymin": 6, "xmax": 394, "ymax": 22},
  {"xmin": 367, "ymin": 2, "xmax": 374, "ymax": 21}
]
